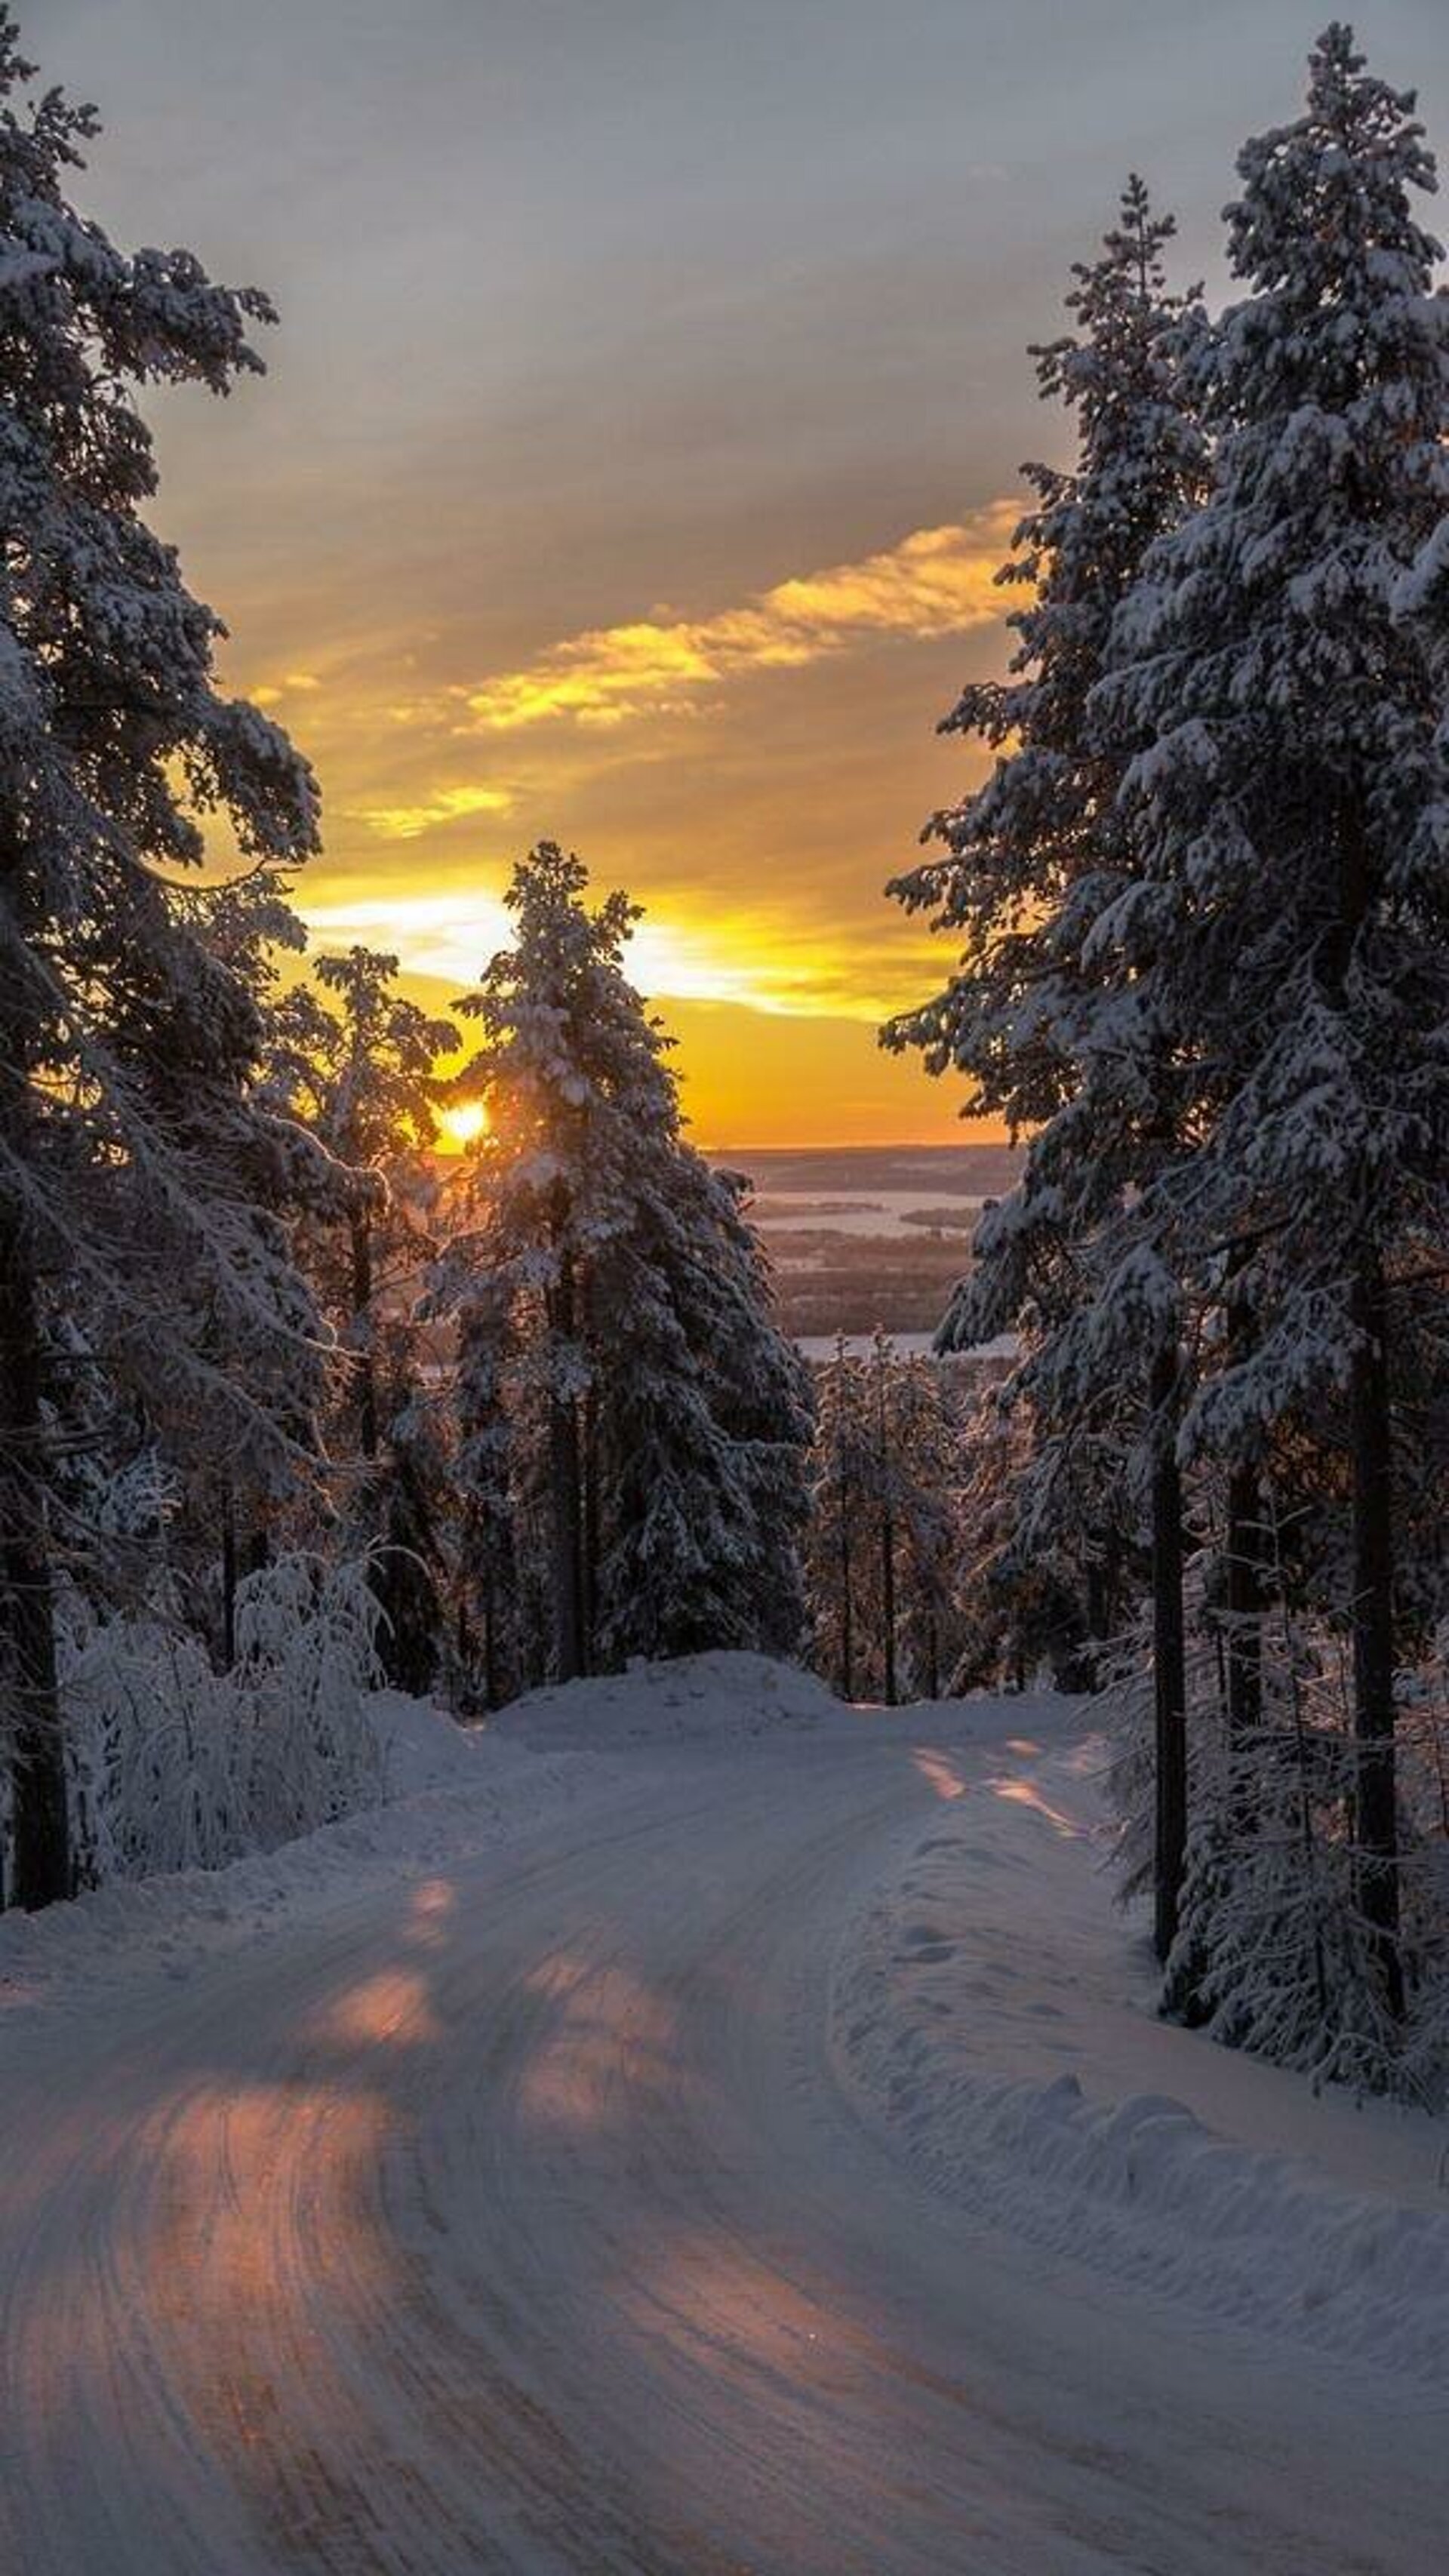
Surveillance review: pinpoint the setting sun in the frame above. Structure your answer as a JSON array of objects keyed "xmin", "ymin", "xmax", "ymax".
[{"xmin": 438, "ymin": 1099, "xmax": 488, "ymax": 1152}]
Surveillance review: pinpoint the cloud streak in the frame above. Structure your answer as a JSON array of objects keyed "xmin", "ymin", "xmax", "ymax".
[
  {"xmin": 355, "ymin": 783, "xmax": 515, "ymax": 842},
  {"xmin": 455, "ymin": 507, "xmax": 1015, "ymax": 734},
  {"xmin": 297, "ymin": 890, "xmax": 860, "ymax": 1017}
]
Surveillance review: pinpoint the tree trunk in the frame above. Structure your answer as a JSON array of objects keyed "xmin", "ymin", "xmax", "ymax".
[
  {"xmin": 0, "ymin": 1203, "xmax": 69, "ymax": 1910},
  {"xmin": 1323, "ymin": 808, "xmax": 1401, "ymax": 2012},
  {"xmin": 1150, "ymin": 1335, "xmax": 1188, "ymax": 1965},
  {"xmin": 580, "ymin": 1377, "xmax": 598, "ymax": 1674},
  {"xmin": 1226, "ymin": 1459, "xmax": 1263, "ymax": 1752},
  {"xmin": 838, "ymin": 1510, "xmax": 854, "ymax": 1700},
  {"xmin": 350, "ymin": 1211, "xmax": 378, "ymax": 1465},
  {"xmin": 220, "ymin": 1485, "xmax": 238, "ymax": 1668},
  {"xmin": 480, "ymin": 1565, "xmax": 500, "ymax": 1713},
  {"xmin": 1350, "ymin": 1252, "xmax": 1403, "ymax": 2017},
  {"xmin": 548, "ymin": 1243, "xmax": 586, "ymax": 1684},
  {"xmin": 835, "ymin": 1408, "xmax": 854, "ymax": 1700},
  {"xmin": 881, "ymin": 1499, "xmax": 897, "ymax": 1707},
  {"xmin": 1224, "ymin": 1288, "xmax": 1263, "ymax": 1807},
  {"xmin": 875, "ymin": 1346, "xmax": 897, "ymax": 1707},
  {"xmin": 1085, "ymin": 1552, "xmax": 1110, "ymax": 1645}
]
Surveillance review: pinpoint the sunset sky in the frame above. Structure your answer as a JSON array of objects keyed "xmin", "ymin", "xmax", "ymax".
[{"xmin": 39, "ymin": 0, "xmax": 1447, "ymax": 1143}]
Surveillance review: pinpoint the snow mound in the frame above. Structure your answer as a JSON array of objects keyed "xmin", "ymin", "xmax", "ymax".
[
  {"xmin": 847, "ymin": 2042, "xmax": 1449, "ymax": 2382},
  {"xmin": 497, "ymin": 1650, "xmax": 844, "ymax": 1748},
  {"xmin": 368, "ymin": 1688, "xmax": 484, "ymax": 1795},
  {"xmin": 832, "ymin": 1731, "xmax": 1449, "ymax": 2386}
]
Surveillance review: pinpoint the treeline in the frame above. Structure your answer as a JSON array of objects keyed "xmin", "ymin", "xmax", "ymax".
[
  {"xmin": 804, "ymin": 1333, "xmax": 1092, "ymax": 1707},
  {"xmin": 887, "ymin": 26, "xmax": 1449, "ymax": 2094}
]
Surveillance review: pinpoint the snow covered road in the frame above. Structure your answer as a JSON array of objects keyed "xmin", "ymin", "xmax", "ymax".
[{"xmin": 2, "ymin": 1673, "xmax": 1446, "ymax": 2574}]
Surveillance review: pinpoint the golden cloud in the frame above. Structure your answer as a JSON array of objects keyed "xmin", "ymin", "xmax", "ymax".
[
  {"xmin": 249, "ymin": 669, "xmax": 322, "ymax": 710},
  {"xmin": 456, "ymin": 506, "xmax": 1015, "ymax": 734},
  {"xmin": 356, "ymin": 783, "xmax": 516, "ymax": 841}
]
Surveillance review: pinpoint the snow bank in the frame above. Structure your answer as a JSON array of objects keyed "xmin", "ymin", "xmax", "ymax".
[
  {"xmin": 368, "ymin": 1688, "xmax": 484, "ymax": 1795},
  {"xmin": 832, "ymin": 1725, "xmax": 1449, "ymax": 2385},
  {"xmin": 0, "ymin": 1655, "xmax": 835, "ymax": 2025},
  {"xmin": 0, "ymin": 1716, "xmax": 600, "ymax": 2029},
  {"xmin": 497, "ymin": 1648, "xmax": 844, "ymax": 1748}
]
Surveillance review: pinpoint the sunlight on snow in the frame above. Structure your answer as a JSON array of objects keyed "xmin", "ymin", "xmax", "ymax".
[
  {"xmin": 911, "ymin": 1748, "xmax": 968, "ymax": 1801},
  {"xmin": 986, "ymin": 1777, "xmax": 1084, "ymax": 1839},
  {"xmin": 316, "ymin": 1968, "xmax": 441, "ymax": 2047},
  {"xmin": 403, "ymin": 1879, "xmax": 460, "ymax": 1946}
]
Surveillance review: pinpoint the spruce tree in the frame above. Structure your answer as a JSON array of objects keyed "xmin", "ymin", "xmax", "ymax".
[
  {"xmin": 272, "ymin": 946, "xmax": 456, "ymax": 1465},
  {"xmin": 268, "ymin": 949, "xmax": 458, "ymax": 1689},
  {"xmin": 1099, "ymin": 23, "xmax": 1449, "ymax": 2017},
  {"xmin": 886, "ymin": 177, "xmax": 1206, "ymax": 1944},
  {"xmin": 439, "ymin": 844, "xmax": 810, "ymax": 1688},
  {"xmin": 0, "ymin": 17, "xmax": 323, "ymax": 1903}
]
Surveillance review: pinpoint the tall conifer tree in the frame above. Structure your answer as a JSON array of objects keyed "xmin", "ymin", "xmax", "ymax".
[
  {"xmin": 887, "ymin": 178, "xmax": 1206, "ymax": 1947},
  {"xmin": 0, "ymin": 17, "xmax": 324, "ymax": 1903},
  {"xmin": 440, "ymin": 845, "xmax": 810, "ymax": 1688},
  {"xmin": 1099, "ymin": 25, "xmax": 1449, "ymax": 2014}
]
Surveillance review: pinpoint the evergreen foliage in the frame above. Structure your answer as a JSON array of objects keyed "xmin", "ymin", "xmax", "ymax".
[
  {"xmin": 0, "ymin": 14, "xmax": 328, "ymax": 1902},
  {"xmin": 436, "ymin": 843, "xmax": 811, "ymax": 1692}
]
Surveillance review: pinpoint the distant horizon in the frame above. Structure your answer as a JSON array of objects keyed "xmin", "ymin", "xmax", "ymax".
[{"xmin": 699, "ymin": 1138, "xmax": 1018, "ymax": 1158}]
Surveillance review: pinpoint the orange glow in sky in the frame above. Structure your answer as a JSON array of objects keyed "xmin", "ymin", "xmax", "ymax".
[
  {"xmin": 221, "ymin": 510, "xmax": 1017, "ymax": 1148},
  {"xmin": 48, "ymin": 0, "xmax": 1449, "ymax": 1149}
]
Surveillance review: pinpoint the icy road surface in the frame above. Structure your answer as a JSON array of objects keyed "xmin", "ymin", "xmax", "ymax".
[{"xmin": 2, "ymin": 1667, "xmax": 1445, "ymax": 2574}]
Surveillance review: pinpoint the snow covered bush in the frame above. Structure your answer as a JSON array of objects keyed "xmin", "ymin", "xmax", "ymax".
[
  {"xmin": 60, "ymin": 1556, "xmax": 385, "ymax": 1886},
  {"xmin": 1106, "ymin": 1568, "xmax": 1449, "ymax": 2104}
]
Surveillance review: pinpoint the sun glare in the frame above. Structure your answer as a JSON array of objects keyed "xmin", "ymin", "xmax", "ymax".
[{"xmin": 439, "ymin": 1100, "xmax": 488, "ymax": 1151}]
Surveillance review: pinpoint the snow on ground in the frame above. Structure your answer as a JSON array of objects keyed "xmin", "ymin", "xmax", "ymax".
[
  {"xmin": 0, "ymin": 1691, "xmax": 601, "ymax": 2029},
  {"xmin": 369, "ymin": 1687, "xmax": 485, "ymax": 1794},
  {"xmin": 829, "ymin": 1715, "xmax": 1449, "ymax": 2385},
  {"xmin": 2, "ymin": 1660, "xmax": 1447, "ymax": 2573},
  {"xmin": 496, "ymin": 1646, "xmax": 844, "ymax": 1747},
  {"xmin": 0, "ymin": 1661, "xmax": 836, "ymax": 2028}
]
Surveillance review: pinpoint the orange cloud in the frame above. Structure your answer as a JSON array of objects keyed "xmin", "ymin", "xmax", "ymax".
[
  {"xmin": 249, "ymin": 670, "xmax": 322, "ymax": 710},
  {"xmin": 356, "ymin": 783, "xmax": 515, "ymax": 841},
  {"xmin": 455, "ymin": 507, "xmax": 1015, "ymax": 734}
]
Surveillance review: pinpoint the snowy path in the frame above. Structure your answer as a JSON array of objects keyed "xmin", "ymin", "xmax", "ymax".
[{"xmin": 2, "ymin": 1684, "xmax": 1446, "ymax": 2574}]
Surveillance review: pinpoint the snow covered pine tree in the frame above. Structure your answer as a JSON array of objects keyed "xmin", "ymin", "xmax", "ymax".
[
  {"xmin": 436, "ymin": 843, "xmax": 811, "ymax": 1690},
  {"xmin": 1096, "ymin": 25, "xmax": 1449, "ymax": 2026},
  {"xmin": 885, "ymin": 177, "xmax": 1206, "ymax": 1949},
  {"xmin": 0, "ymin": 17, "xmax": 325, "ymax": 1904},
  {"xmin": 268, "ymin": 947, "xmax": 459, "ymax": 1690}
]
